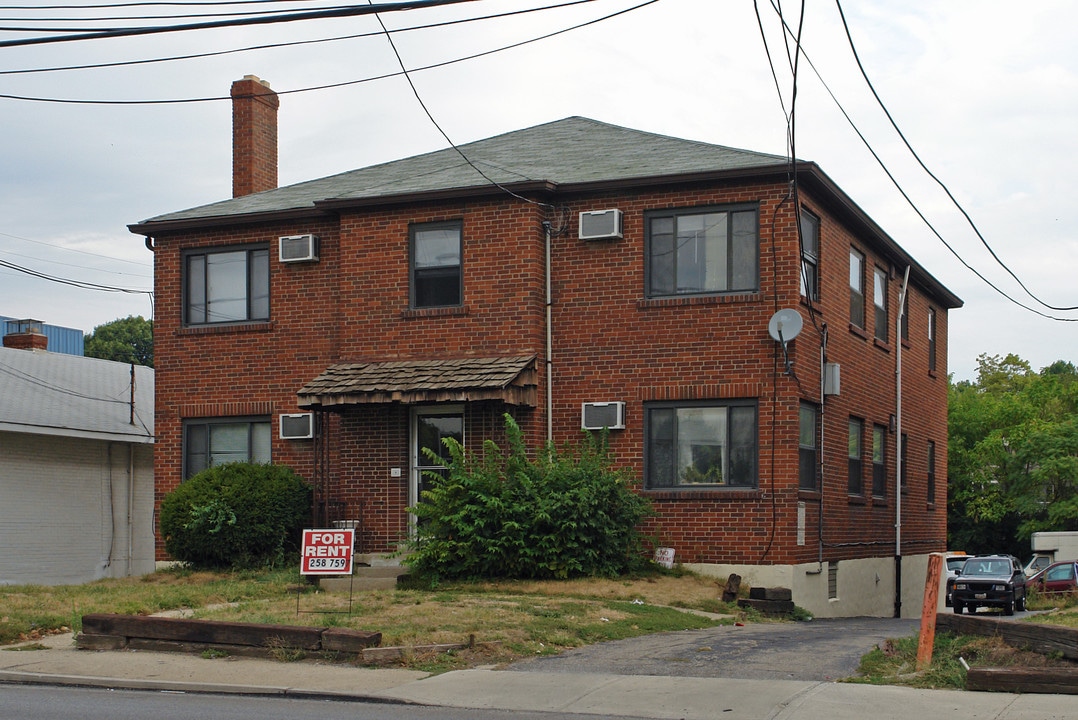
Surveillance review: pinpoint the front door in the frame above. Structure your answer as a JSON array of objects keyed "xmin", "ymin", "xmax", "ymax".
[{"xmin": 411, "ymin": 406, "xmax": 464, "ymax": 531}]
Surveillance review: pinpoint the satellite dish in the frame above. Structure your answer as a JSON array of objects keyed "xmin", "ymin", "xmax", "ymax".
[{"xmin": 768, "ymin": 309, "xmax": 803, "ymax": 343}]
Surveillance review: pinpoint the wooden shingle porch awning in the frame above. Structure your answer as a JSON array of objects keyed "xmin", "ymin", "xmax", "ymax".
[{"xmin": 297, "ymin": 355, "xmax": 537, "ymax": 409}]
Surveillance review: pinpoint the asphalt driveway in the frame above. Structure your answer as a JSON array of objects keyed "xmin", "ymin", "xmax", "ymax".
[{"xmin": 508, "ymin": 617, "xmax": 921, "ymax": 681}]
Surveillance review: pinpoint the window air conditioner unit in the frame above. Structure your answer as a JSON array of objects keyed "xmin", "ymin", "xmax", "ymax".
[
  {"xmin": 279, "ymin": 234, "xmax": 319, "ymax": 263},
  {"xmin": 582, "ymin": 402, "xmax": 626, "ymax": 430},
  {"xmin": 578, "ymin": 209, "xmax": 623, "ymax": 240},
  {"xmin": 280, "ymin": 412, "xmax": 314, "ymax": 440}
]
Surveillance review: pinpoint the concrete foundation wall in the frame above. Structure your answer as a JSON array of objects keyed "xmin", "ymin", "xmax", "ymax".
[{"xmin": 687, "ymin": 552, "xmax": 946, "ymax": 619}]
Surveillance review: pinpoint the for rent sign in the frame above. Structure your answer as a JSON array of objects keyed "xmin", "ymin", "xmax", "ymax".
[{"xmin": 300, "ymin": 529, "xmax": 354, "ymax": 575}]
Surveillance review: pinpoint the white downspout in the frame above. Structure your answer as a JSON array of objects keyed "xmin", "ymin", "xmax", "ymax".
[
  {"xmin": 895, "ymin": 265, "xmax": 910, "ymax": 617},
  {"xmin": 543, "ymin": 221, "xmax": 553, "ymax": 443}
]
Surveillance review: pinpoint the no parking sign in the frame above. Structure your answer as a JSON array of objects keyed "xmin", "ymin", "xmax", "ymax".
[{"xmin": 300, "ymin": 529, "xmax": 354, "ymax": 575}]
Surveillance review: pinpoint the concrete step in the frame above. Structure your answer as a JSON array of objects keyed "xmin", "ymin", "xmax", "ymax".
[{"xmin": 318, "ymin": 566, "xmax": 410, "ymax": 592}]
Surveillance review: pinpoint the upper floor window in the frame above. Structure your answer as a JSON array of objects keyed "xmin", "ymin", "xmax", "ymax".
[
  {"xmin": 185, "ymin": 246, "xmax": 269, "ymax": 325},
  {"xmin": 411, "ymin": 221, "xmax": 462, "ymax": 308},
  {"xmin": 848, "ymin": 417, "xmax": 863, "ymax": 495},
  {"xmin": 874, "ymin": 266, "xmax": 889, "ymax": 342},
  {"xmin": 872, "ymin": 424, "xmax": 887, "ymax": 498},
  {"xmin": 849, "ymin": 248, "xmax": 865, "ymax": 329},
  {"xmin": 646, "ymin": 206, "xmax": 758, "ymax": 297},
  {"xmin": 928, "ymin": 307, "xmax": 937, "ymax": 372},
  {"xmin": 799, "ymin": 209, "xmax": 819, "ymax": 301},
  {"xmin": 183, "ymin": 417, "xmax": 271, "ymax": 479},
  {"xmin": 645, "ymin": 400, "xmax": 758, "ymax": 489},
  {"xmin": 799, "ymin": 403, "xmax": 819, "ymax": 490}
]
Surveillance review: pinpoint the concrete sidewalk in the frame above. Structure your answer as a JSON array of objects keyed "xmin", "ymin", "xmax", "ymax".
[{"xmin": 0, "ymin": 632, "xmax": 1072, "ymax": 719}]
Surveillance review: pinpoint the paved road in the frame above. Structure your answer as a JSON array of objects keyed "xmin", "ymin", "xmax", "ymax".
[{"xmin": 509, "ymin": 617, "xmax": 921, "ymax": 681}]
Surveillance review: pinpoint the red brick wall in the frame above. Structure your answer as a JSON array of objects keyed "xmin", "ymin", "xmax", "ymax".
[{"xmin": 151, "ymin": 179, "xmax": 948, "ymax": 565}]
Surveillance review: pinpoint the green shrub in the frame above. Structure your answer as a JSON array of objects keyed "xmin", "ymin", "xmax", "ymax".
[
  {"xmin": 160, "ymin": 463, "xmax": 312, "ymax": 569},
  {"xmin": 405, "ymin": 414, "xmax": 653, "ymax": 581}
]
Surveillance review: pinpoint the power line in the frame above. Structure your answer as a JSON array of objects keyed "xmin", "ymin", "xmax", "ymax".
[
  {"xmin": 0, "ymin": 0, "xmax": 482, "ymax": 47},
  {"xmin": 0, "ymin": 230, "xmax": 151, "ymax": 268},
  {"xmin": 833, "ymin": 0, "xmax": 1077, "ymax": 314},
  {"xmin": 0, "ymin": 0, "xmax": 645, "ymax": 105},
  {"xmin": 766, "ymin": 0, "xmax": 1075, "ymax": 323},
  {"xmin": 0, "ymin": 257, "xmax": 152, "ymax": 295},
  {"xmin": 0, "ymin": 0, "xmax": 596, "ymax": 75}
]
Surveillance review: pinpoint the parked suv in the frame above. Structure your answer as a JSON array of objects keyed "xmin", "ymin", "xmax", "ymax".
[{"xmin": 951, "ymin": 554, "xmax": 1026, "ymax": 616}]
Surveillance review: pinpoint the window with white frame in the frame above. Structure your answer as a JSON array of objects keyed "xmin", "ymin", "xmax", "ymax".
[
  {"xmin": 928, "ymin": 307, "xmax": 937, "ymax": 372},
  {"xmin": 410, "ymin": 221, "xmax": 462, "ymax": 308},
  {"xmin": 646, "ymin": 205, "xmax": 758, "ymax": 297},
  {"xmin": 184, "ymin": 246, "xmax": 269, "ymax": 325},
  {"xmin": 872, "ymin": 424, "xmax": 887, "ymax": 497},
  {"xmin": 184, "ymin": 418, "xmax": 271, "ymax": 479},
  {"xmin": 799, "ymin": 403, "xmax": 819, "ymax": 490},
  {"xmin": 850, "ymin": 248, "xmax": 865, "ymax": 329},
  {"xmin": 874, "ymin": 266, "xmax": 889, "ymax": 342},
  {"xmin": 645, "ymin": 401, "xmax": 757, "ymax": 488},
  {"xmin": 800, "ymin": 209, "xmax": 819, "ymax": 301},
  {"xmin": 848, "ymin": 417, "xmax": 863, "ymax": 495},
  {"xmin": 927, "ymin": 439, "xmax": 936, "ymax": 503}
]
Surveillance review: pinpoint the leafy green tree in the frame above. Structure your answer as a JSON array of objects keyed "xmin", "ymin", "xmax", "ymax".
[
  {"xmin": 948, "ymin": 354, "xmax": 1078, "ymax": 557},
  {"xmin": 406, "ymin": 414, "xmax": 653, "ymax": 581},
  {"xmin": 84, "ymin": 315, "xmax": 153, "ymax": 367}
]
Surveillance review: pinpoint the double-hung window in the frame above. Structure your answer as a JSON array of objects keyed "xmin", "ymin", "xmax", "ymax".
[
  {"xmin": 799, "ymin": 403, "xmax": 819, "ymax": 490},
  {"xmin": 872, "ymin": 424, "xmax": 887, "ymax": 497},
  {"xmin": 185, "ymin": 246, "xmax": 269, "ymax": 325},
  {"xmin": 646, "ymin": 206, "xmax": 758, "ymax": 297},
  {"xmin": 874, "ymin": 267, "xmax": 889, "ymax": 342},
  {"xmin": 928, "ymin": 307, "xmax": 937, "ymax": 372},
  {"xmin": 411, "ymin": 221, "xmax": 462, "ymax": 308},
  {"xmin": 799, "ymin": 209, "xmax": 819, "ymax": 301},
  {"xmin": 926, "ymin": 440, "xmax": 936, "ymax": 503},
  {"xmin": 849, "ymin": 248, "xmax": 865, "ymax": 329},
  {"xmin": 848, "ymin": 418, "xmax": 863, "ymax": 495},
  {"xmin": 645, "ymin": 401, "xmax": 757, "ymax": 488},
  {"xmin": 183, "ymin": 418, "xmax": 271, "ymax": 479}
]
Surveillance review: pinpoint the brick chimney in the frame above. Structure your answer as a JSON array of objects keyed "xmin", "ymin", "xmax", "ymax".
[
  {"xmin": 3, "ymin": 319, "xmax": 48, "ymax": 351},
  {"xmin": 231, "ymin": 75, "xmax": 279, "ymax": 197}
]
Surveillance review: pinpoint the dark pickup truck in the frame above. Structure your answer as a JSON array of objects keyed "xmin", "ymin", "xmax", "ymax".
[{"xmin": 951, "ymin": 554, "xmax": 1027, "ymax": 616}]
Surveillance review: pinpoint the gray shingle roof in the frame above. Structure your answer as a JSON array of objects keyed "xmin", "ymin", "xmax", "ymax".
[
  {"xmin": 0, "ymin": 347, "xmax": 154, "ymax": 443},
  {"xmin": 137, "ymin": 117, "xmax": 788, "ymax": 224}
]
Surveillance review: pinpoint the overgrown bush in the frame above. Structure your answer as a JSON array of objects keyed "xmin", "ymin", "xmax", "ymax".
[
  {"xmin": 405, "ymin": 414, "xmax": 653, "ymax": 581},
  {"xmin": 160, "ymin": 463, "xmax": 312, "ymax": 569}
]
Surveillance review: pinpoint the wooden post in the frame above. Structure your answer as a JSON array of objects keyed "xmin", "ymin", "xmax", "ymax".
[{"xmin": 917, "ymin": 552, "xmax": 943, "ymax": 670}]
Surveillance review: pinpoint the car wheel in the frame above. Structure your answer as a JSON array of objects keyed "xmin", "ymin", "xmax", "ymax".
[
  {"xmin": 953, "ymin": 601, "xmax": 963, "ymax": 614},
  {"xmin": 1004, "ymin": 596, "xmax": 1015, "ymax": 616},
  {"xmin": 1016, "ymin": 593, "xmax": 1026, "ymax": 612}
]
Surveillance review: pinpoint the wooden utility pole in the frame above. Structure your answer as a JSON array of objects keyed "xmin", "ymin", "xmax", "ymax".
[{"xmin": 917, "ymin": 552, "xmax": 943, "ymax": 670}]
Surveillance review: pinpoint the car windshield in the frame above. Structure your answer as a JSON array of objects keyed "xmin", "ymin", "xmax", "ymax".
[
  {"xmin": 947, "ymin": 558, "xmax": 967, "ymax": 572},
  {"xmin": 963, "ymin": 559, "xmax": 1009, "ymax": 576}
]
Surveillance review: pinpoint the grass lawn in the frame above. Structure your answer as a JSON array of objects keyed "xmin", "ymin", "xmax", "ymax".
[{"xmin": 0, "ymin": 568, "xmax": 750, "ymax": 671}]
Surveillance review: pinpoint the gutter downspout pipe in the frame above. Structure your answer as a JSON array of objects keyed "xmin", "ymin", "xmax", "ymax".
[
  {"xmin": 543, "ymin": 221, "xmax": 553, "ymax": 443},
  {"xmin": 895, "ymin": 265, "xmax": 910, "ymax": 618}
]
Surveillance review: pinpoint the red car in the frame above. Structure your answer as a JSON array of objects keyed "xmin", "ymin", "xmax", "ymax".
[{"xmin": 1027, "ymin": 560, "xmax": 1078, "ymax": 595}]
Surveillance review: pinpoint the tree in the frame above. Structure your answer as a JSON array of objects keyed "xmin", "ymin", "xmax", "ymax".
[
  {"xmin": 948, "ymin": 353, "xmax": 1078, "ymax": 557},
  {"xmin": 84, "ymin": 315, "xmax": 153, "ymax": 367}
]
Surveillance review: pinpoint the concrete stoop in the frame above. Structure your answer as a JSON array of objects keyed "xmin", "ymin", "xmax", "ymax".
[{"xmin": 318, "ymin": 565, "xmax": 410, "ymax": 592}]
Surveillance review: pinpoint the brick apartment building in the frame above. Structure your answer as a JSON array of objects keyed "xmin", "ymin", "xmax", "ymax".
[{"xmin": 130, "ymin": 76, "xmax": 961, "ymax": 617}]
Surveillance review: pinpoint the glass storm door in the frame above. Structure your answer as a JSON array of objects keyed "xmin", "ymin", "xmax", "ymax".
[{"xmin": 411, "ymin": 407, "xmax": 464, "ymax": 528}]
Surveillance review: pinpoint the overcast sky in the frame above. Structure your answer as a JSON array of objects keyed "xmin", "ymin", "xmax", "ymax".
[{"xmin": 2, "ymin": 0, "xmax": 1075, "ymax": 382}]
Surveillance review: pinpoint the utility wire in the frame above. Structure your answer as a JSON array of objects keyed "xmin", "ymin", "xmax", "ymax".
[
  {"xmin": 833, "ymin": 0, "xmax": 1077, "ymax": 313},
  {"xmin": 0, "ymin": 258, "xmax": 152, "ymax": 295},
  {"xmin": 0, "ymin": 0, "xmax": 596, "ymax": 75},
  {"xmin": 766, "ymin": 1, "xmax": 1075, "ymax": 323},
  {"xmin": 0, "ymin": 0, "xmax": 651, "ymax": 105},
  {"xmin": 0, "ymin": 5, "xmax": 363, "ymax": 26},
  {"xmin": 0, "ymin": 0, "xmax": 482, "ymax": 47}
]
